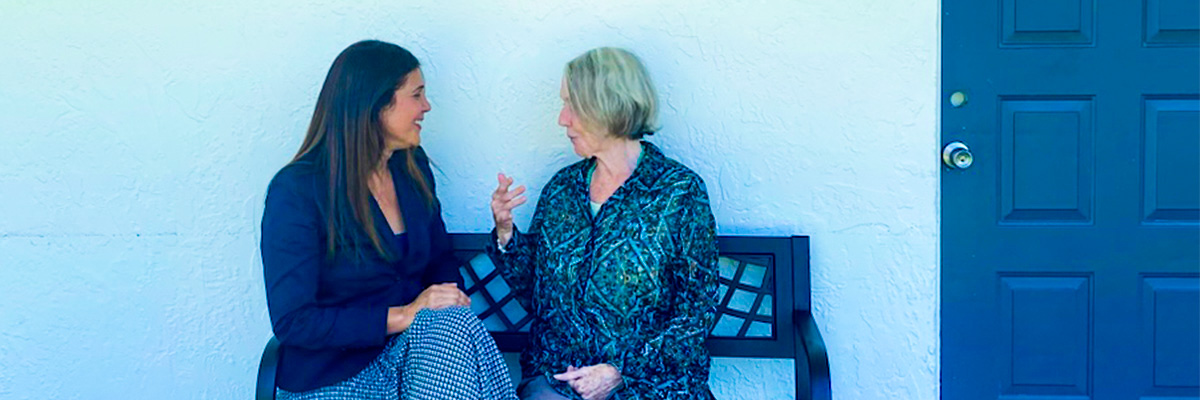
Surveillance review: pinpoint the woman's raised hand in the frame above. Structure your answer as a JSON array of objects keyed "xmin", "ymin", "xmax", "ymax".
[{"xmin": 491, "ymin": 173, "xmax": 526, "ymax": 246}]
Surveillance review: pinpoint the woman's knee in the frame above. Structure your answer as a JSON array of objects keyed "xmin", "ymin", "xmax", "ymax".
[
  {"xmin": 429, "ymin": 305, "xmax": 477, "ymax": 323},
  {"xmin": 419, "ymin": 306, "xmax": 483, "ymax": 336},
  {"xmin": 518, "ymin": 377, "xmax": 570, "ymax": 400}
]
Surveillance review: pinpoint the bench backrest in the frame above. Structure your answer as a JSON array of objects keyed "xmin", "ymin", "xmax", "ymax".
[{"xmin": 449, "ymin": 234, "xmax": 811, "ymax": 358}]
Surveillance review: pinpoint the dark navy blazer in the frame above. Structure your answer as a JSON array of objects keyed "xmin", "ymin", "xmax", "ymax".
[{"xmin": 260, "ymin": 147, "xmax": 462, "ymax": 392}]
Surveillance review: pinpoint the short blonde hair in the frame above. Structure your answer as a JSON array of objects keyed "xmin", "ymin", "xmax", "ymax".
[{"xmin": 565, "ymin": 47, "xmax": 659, "ymax": 139}]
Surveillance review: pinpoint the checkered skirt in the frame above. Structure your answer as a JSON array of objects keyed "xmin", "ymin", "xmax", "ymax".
[{"xmin": 277, "ymin": 306, "xmax": 516, "ymax": 400}]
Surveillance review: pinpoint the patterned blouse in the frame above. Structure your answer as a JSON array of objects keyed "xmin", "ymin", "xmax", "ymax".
[{"xmin": 487, "ymin": 141, "xmax": 719, "ymax": 399}]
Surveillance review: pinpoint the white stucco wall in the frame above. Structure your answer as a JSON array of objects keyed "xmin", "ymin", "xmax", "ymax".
[{"xmin": 0, "ymin": 1, "xmax": 939, "ymax": 399}]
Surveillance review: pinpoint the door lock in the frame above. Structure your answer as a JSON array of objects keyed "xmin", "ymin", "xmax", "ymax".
[{"xmin": 942, "ymin": 141, "xmax": 973, "ymax": 169}]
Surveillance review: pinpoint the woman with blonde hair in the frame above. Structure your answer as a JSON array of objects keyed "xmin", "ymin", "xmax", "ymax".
[{"xmin": 489, "ymin": 47, "xmax": 719, "ymax": 400}]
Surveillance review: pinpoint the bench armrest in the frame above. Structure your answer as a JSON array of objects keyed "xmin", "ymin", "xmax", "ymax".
[
  {"xmin": 256, "ymin": 336, "xmax": 280, "ymax": 400},
  {"xmin": 794, "ymin": 310, "xmax": 831, "ymax": 400}
]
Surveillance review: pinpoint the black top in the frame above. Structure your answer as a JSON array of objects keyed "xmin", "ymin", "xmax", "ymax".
[{"xmin": 260, "ymin": 147, "xmax": 461, "ymax": 392}]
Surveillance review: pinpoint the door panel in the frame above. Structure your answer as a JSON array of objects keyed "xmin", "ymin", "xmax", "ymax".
[
  {"xmin": 999, "ymin": 275, "xmax": 1091, "ymax": 398},
  {"xmin": 942, "ymin": 0, "xmax": 1200, "ymax": 398}
]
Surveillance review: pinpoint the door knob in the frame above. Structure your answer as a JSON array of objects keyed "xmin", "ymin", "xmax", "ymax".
[{"xmin": 942, "ymin": 141, "xmax": 973, "ymax": 169}]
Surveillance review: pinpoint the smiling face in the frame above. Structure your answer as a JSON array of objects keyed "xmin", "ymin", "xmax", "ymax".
[{"xmin": 380, "ymin": 68, "xmax": 431, "ymax": 150}]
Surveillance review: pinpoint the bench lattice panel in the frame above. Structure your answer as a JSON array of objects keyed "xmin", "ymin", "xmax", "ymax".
[{"xmin": 456, "ymin": 251, "xmax": 778, "ymax": 339}]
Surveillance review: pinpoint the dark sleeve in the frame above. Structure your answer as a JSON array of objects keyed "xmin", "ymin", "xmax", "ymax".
[
  {"xmin": 417, "ymin": 149, "xmax": 463, "ymax": 287},
  {"xmin": 484, "ymin": 182, "xmax": 551, "ymax": 310},
  {"xmin": 613, "ymin": 174, "xmax": 719, "ymax": 396},
  {"xmin": 261, "ymin": 167, "xmax": 389, "ymax": 350}
]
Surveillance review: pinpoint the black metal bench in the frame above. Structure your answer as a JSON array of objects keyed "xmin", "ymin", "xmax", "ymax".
[{"xmin": 257, "ymin": 235, "xmax": 830, "ymax": 399}]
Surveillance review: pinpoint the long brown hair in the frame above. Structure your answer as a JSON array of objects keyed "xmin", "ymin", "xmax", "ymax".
[{"xmin": 292, "ymin": 40, "xmax": 433, "ymax": 260}]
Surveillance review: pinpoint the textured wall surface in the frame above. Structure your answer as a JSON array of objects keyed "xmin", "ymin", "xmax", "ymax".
[{"xmin": 0, "ymin": 1, "xmax": 939, "ymax": 399}]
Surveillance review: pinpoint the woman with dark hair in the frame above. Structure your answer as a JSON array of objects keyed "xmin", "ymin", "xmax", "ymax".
[{"xmin": 261, "ymin": 40, "xmax": 515, "ymax": 400}]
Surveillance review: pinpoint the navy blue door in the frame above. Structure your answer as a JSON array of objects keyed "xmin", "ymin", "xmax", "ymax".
[{"xmin": 942, "ymin": 0, "xmax": 1200, "ymax": 398}]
